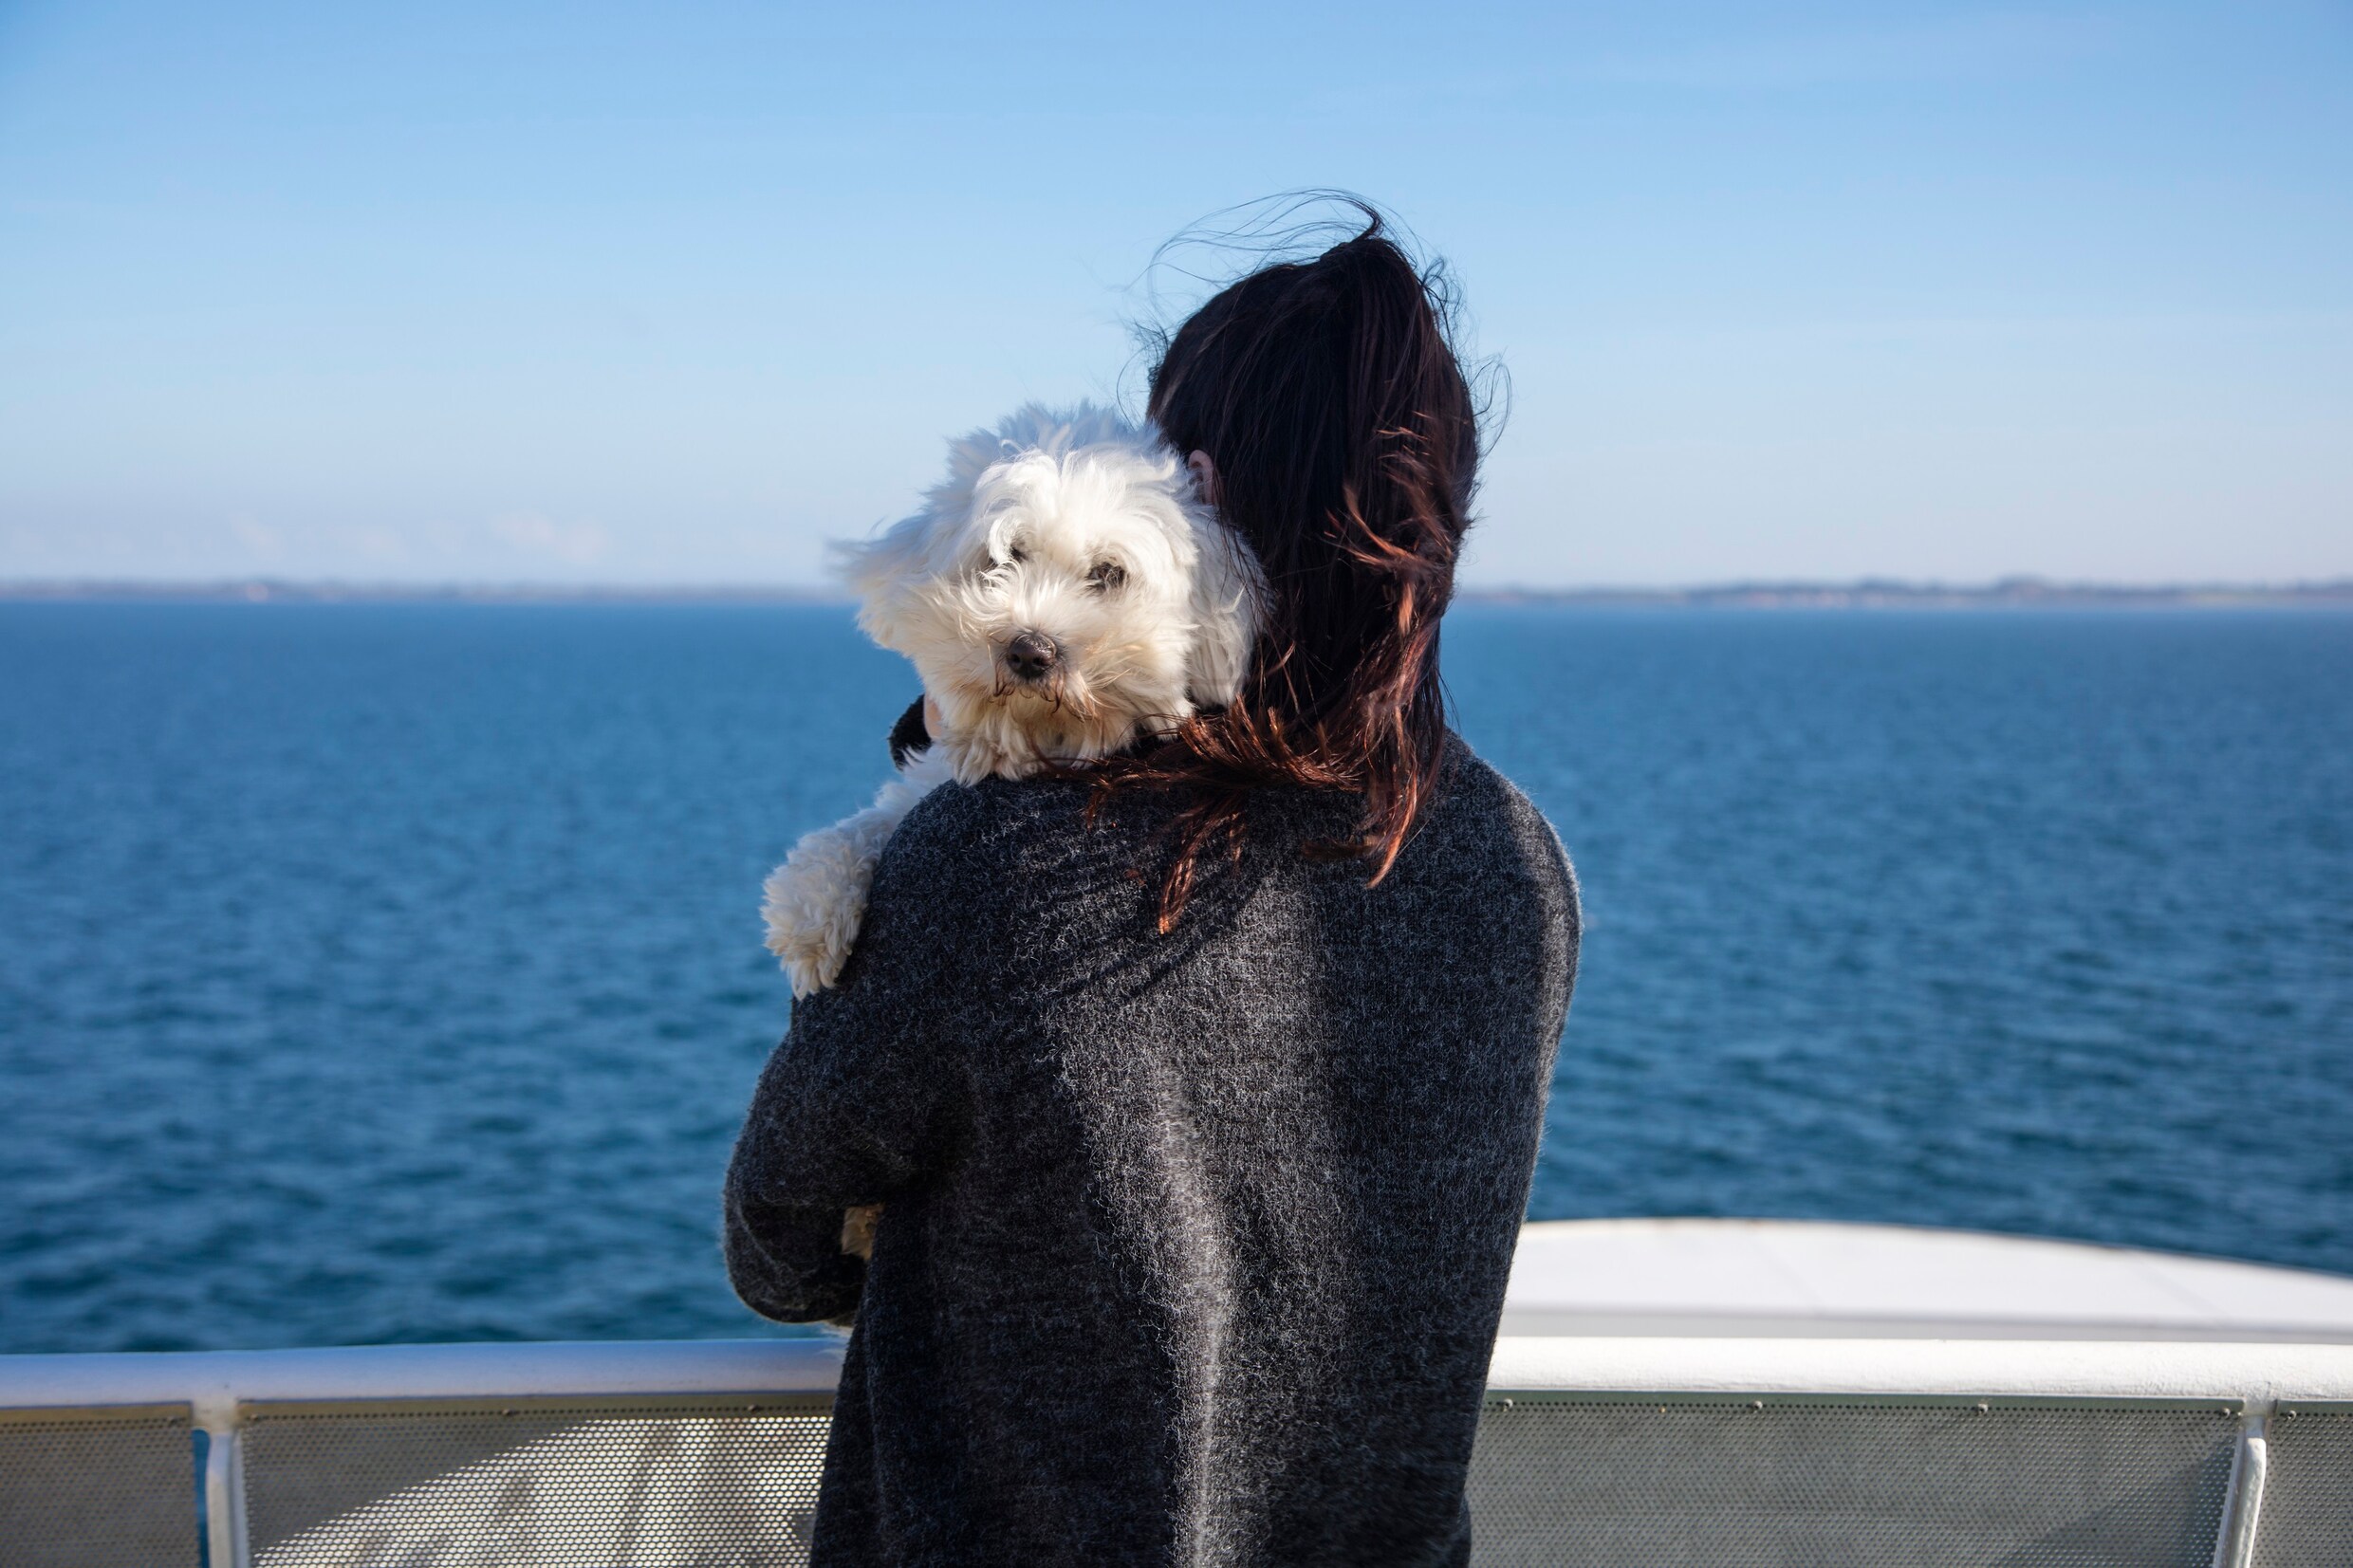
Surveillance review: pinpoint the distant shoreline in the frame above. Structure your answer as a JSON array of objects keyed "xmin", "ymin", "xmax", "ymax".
[
  {"xmin": 1468, "ymin": 578, "xmax": 2353, "ymax": 609},
  {"xmin": 2, "ymin": 577, "xmax": 2349, "ymax": 609}
]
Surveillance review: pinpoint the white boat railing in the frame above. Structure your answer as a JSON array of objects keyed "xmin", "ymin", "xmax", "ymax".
[{"xmin": 5, "ymin": 1336, "xmax": 2351, "ymax": 1567}]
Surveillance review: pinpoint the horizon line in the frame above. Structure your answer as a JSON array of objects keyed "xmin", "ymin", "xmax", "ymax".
[{"xmin": 2, "ymin": 575, "xmax": 2350, "ymax": 609}]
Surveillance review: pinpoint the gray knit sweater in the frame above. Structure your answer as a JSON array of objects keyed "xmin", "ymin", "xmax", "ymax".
[{"xmin": 723, "ymin": 734, "xmax": 1579, "ymax": 1567}]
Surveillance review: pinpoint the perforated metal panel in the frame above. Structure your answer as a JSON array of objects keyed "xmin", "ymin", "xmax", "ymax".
[
  {"xmin": 0, "ymin": 1403, "xmax": 199, "ymax": 1568},
  {"xmin": 1467, "ymin": 1393, "xmax": 2238, "ymax": 1568},
  {"xmin": 238, "ymin": 1394, "xmax": 832, "ymax": 1568},
  {"xmin": 2254, "ymin": 1403, "xmax": 2353, "ymax": 1568}
]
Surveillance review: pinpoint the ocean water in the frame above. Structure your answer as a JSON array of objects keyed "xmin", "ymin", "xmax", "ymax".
[{"xmin": 1, "ymin": 602, "xmax": 2347, "ymax": 1354}]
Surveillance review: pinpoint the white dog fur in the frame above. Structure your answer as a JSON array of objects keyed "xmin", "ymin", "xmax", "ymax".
[{"xmin": 762, "ymin": 404, "xmax": 1265, "ymax": 999}]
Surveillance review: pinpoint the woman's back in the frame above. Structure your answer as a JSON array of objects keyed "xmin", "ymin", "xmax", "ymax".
[{"xmin": 725, "ymin": 736, "xmax": 1579, "ymax": 1566}]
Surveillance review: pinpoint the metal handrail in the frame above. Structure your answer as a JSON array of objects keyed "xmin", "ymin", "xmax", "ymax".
[
  {"xmin": 1485, "ymin": 1336, "xmax": 2353, "ymax": 1402},
  {"xmin": 0, "ymin": 1336, "xmax": 846, "ymax": 1420}
]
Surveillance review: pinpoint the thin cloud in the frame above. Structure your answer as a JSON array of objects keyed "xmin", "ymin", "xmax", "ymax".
[{"xmin": 491, "ymin": 512, "xmax": 610, "ymax": 565}]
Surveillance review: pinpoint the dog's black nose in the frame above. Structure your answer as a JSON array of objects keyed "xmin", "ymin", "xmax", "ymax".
[{"xmin": 1003, "ymin": 631, "xmax": 1060, "ymax": 682}]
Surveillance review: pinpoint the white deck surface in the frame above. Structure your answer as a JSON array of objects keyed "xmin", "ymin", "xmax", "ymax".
[{"xmin": 1502, "ymin": 1218, "xmax": 2353, "ymax": 1341}]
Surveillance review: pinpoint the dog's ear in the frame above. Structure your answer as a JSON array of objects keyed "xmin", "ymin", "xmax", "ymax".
[
  {"xmin": 1183, "ymin": 514, "xmax": 1266, "ymax": 709},
  {"xmin": 831, "ymin": 507, "xmax": 942, "ymax": 624},
  {"xmin": 831, "ymin": 420, "xmax": 1003, "ymax": 623}
]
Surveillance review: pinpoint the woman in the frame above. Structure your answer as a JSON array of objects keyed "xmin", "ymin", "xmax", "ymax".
[{"xmin": 724, "ymin": 216, "xmax": 1580, "ymax": 1567}]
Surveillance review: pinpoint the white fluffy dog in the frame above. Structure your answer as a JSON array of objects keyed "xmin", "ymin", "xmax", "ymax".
[{"xmin": 762, "ymin": 404, "xmax": 1264, "ymax": 999}]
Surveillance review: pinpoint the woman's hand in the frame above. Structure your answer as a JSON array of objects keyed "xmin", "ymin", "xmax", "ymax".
[{"xmin": 842, "ymin": 1203, "xmax": 882, "ymax": 1261}]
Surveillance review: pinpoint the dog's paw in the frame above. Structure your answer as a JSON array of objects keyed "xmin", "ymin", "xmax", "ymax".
[
  {"xmin": 762, "ymin": 831, "xmax": 876, "ymax": 998},
  {"xmin": 762, "ymin": 774, "xmax": 935, "ymax": 997},
  {"xmin": 763, "ymin": 884, "xmax": 858, "ymax": 999},
  {"xmin": 946, "ymin": 729, "xmax": 1035, "ymax": 784},
  {"xmin": 774, "ymin": 928, "xmax": 853, "ymax": 999}
]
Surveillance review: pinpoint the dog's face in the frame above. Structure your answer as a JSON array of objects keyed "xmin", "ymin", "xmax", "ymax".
[{"xmin": 841, "ymin": 404, "xmax": 1263, "ymax": 783}]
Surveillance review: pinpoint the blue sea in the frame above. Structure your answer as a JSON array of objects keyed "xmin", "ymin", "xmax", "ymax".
[{"xmin": 2, "ymin": 602, "xmax": 2348, "ymax": 1354}]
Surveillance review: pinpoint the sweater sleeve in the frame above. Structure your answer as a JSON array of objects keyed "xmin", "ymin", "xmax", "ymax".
[{"xmin": 722, "ymin": 784, "xmax": 1002, "ymax": 1324}]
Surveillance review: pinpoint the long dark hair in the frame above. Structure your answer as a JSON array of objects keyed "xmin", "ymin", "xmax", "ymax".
[{"xmin": 1090, "ymin": 204, "xmax": 1489, "ymax": 930}]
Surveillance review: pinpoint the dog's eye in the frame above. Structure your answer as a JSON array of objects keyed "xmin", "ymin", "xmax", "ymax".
[
  {"xmin": 1005, "ymin": 544, "xmax": 1028, "ymax": 564},
  {"xmin": 1086, "ymin": 562, "xmax": 1126, "ymax": 592}
]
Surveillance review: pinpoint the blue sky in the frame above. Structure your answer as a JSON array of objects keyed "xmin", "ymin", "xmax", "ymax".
[{"xmin": 0, "ymin": 1, "xmax": 2344, "ymax": 587}]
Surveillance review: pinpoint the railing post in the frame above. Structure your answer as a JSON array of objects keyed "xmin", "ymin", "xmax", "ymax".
[
  {"xmin": 197, "ymin": 1393, "xmax": 247, "ymax": 1568},
  {"xmin": 2213, "ymin": 1411, "xmax": 2269, "ymax": 1568}
]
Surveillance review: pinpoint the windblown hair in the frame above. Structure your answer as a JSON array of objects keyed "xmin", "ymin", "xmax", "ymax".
[{"xmin": 1092, "ymin": 206, "xmax": 1488, "ymax": 929}]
